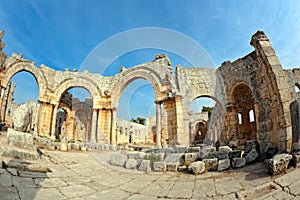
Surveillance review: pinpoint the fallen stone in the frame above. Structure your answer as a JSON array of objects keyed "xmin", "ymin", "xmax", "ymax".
[
  {"xmin": 139, "ymin": 160, "xmax": 151, "ymax": 172},
  {"xmin": 189, "ymin": 161, "xmax": 205, "ymax": 175},
  {"xmin": 153, "ymin": 162, "xmax": 166, "ymax": 172},
  {"xmin": 201, "ymin": 146, "xmax": 216, "ymax": 158},
  {"xmin": 184, "ymin": 153, "xmax": 199, "ymax": 165},
  {"xmin": 266, "ymin": 147, "xmax": 278, "ymax": 159},
  {"xmin": 71, "ymin": 143, "xmax": 80, "ymax": 150},
  {"xmin": 164, "ymin": 153, "xmax": 184, "ymax": 165},
  {"xmin": 175, "ymin": 147, "xmax": 188, "ymax": 153},
  {"xmin": 219, "ymin": 146, "xmax": 232, "ymax": 153},
  {"xmin": 215, "ymin": 151, "xmax": 229, "ymax": 160},
  {"xmin": 218, "ymin": 159, "xmax": 230, "ymax": 171},
  {"xmin": 125, "ymin": 158, "xmax": 138, "ymax": 169},
  {"xmin": 178, "ymin": 165, "xmax": 188, "ymax": 172},
  {"xmin": 12, "ymin": 104, "xmax": 32, "ymax": 132},
  {"xmin": 231, "ymin": 157, "xmax": 246, "ymax": 168},
  {"xmin": 267, "ymin": 153, "xmax": 292, "ymax": 175},
  {"xmin": 7, "ymin": 128, "xmax": 36, "ymax": 150},
  {"xmin": 202, "ymin": 158, "xmax": 218, "ymax": 171},
  {"xmin": 245, "ymin": 148, "xmax": 259, "ymax": 163},
  {"xmin": 2, "ymin": 148, "xmax": 40, "ymax": 160},
  {"xmin": 229, "ymin": 150, "xmax": 242, "ymax": 160},
  {"xmin": 167, "ymin": 162, "xmax": 179, "ymax": 172},
  {"xmin": 127, "ymin": 152, "xmax": 146, "ymax": 160},
  {"xmin": 59, "ymin": 142, "xmax": 68, "ymax": 151},
  {"xmin": 186, "ymin": 147, "xmax": 201, "ymax": 153},
  {"xmin": 245, "ymin": 140, "xmax": 259, "ymax": 153},
  {"xmin": 81, "ymin": 146, "xmax": 87, "ymax": 151},
  {"xmin": 110, "ymin": 152, "xmax": 127, "ymax": 167}
]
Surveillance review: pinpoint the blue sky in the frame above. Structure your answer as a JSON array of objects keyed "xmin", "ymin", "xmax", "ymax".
[{"xmin": 1, "ymin": 0, "xmax": 300, "ymax": 120}]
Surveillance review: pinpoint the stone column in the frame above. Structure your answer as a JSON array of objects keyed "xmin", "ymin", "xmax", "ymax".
[
  {"xmin": 110, "ymin": 109, "xmax": 117, "ymax": 145},
  {"xmin": 33, "ymin": 102, "xmax": 41, "ymax": 136},
  {"xmin": 50, "ymin": 105, "xmax": 58, "ymax": 140},
  {"xmin": 155, "ymin": 101, "xmax": 162, "ymax": 148},
  {"xmin": 0, "ymin": 87, "xmax": 5, "ymax": 121},
  {"xmin": 90, "ymin": 109, "xmax": 97, "ymax": 143}
]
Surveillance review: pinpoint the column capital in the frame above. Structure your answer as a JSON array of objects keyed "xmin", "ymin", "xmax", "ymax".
[{"xmin": 155, "ymin": 100, "xmax": 163, "ymax": 105}]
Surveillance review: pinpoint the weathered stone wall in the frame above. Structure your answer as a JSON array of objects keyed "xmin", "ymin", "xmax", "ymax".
[
  {"xmin": 116, "ymin": 118, "xmax": 148, "ymax": 144},
  {"xmin": 0, "ymin": 30, "xmax": 298, "ymax": 153}
]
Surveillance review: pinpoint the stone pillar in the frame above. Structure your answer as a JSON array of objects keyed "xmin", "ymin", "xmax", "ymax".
[
  {"xmin": 110, "ymin": 109, "xmax": 117, "ymax": 145},
  {"xmin": 0, "ymin": 87, "xmax": 5, "ymax": 121},
  {"xmin": 38, "ymin": 102, "xmax": 54, "ymax": 137},
  {"xmin": 33, "ymin": 102, "xmax": 41, "ymax": 136},
  {"xmin": 90, "ymin": 109, "xmax": 97, "ymax": 143},
  {"xmin": 50, "ymin": 105, "xmax": 58, "ymax": 140},
  {"xmin": 155, "ymin": 101, "xmax": 162, "ymax": 148}
]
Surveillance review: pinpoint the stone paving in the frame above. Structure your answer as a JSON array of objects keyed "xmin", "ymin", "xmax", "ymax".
[{"xmin": 1, "ymin": 132, "xmax": 300, "ymax": 199}]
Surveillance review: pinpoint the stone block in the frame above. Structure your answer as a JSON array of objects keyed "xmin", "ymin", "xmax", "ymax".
[
  {"xmin": 203, "ymin": 158, "xmax": 218, "ymax": 171},
  {"xmin": 178, "ymin": 165, "xmax": 188, "ymax": 172},
  {"xmin": 67, "ymin": 143, "xmax": 72, "ymax": 150},
  {"xmin": 245, "ymin": 140, "xmax": 259, "ymax": 153},
  {"xmin": 71, "ymin": 143, "xmax": 80, "ymax": 150},
  {"xmin": 125, "ymin": 159, "xmax": 138, "ymax": 169},
  {"xmin": 81, "ymin": 147, "xmax": 87, "ymax": 151},
  {"xmin": 189, "ymin": 161, "xmax": 205, "ymax": 175},
  {"xmin": 164, "ymin": 153, "xmax": 184, "ymax": 165},
  {"xmin": 2, "ymin": 148, "xmax": 40, "ymax": 160},
  {"xmin": 245, "ymin": 149, "xmax": 259, "ymax": 163},
  {"xmin": 128, "ymin": 152, "xmax": 146, "ymax": 160},
  {"xmin": 218, "ymin": 159, "xmax": 230, "ymax": 171},
  {"xmin": 175, "ymin": 147, "xmax": 188, "ymax": 153},
  {"xmin": 229, "ymin": 150, "xmax": 242, "ymax": 160},
  {"xmin": 231, "ymin": 157, "xmax": 246, "ymax": 168},
  {"xmin": 59, "ymin": 142, "xmax": 68, "ymax": 151},
  {"xmin": 219, "ymin": 146, "xmax": 232, "ymax": 153},
  {"xmin": 153, "ymin": 162, "xmax": 166, "ymax": 172},
  {"xmin": 7, "ymin": 128, "xmax": 36, "ymax": 150},
  {"xmin": 215, "ymin": 151, "xmax": 229, "ymax": 160},
  {"xmin": 186, "ymin": 147, "xmax": 201, "ymax": 153},
  {"xmin": 0, "ymin": 160, "xmax": 3, "ymax": 168},
  {"xmin": 267, "ymin": 154, "xmax": 292, "ymax": 175},
  {"xmin": 139, "ymin": 160, "xmax": 151, "ymax": 172},
  {"xmin": 184, "ymin": 153, "xmax": 199, "ymax": 165},
  {"xmin": 166, "ymin": 162, "xmax": 179, "ymax": 172},
  {"xmin": 266, "ymin": 147, "xmax": 278, "ymax": 159},
  {"xmin": 110, "ymin": 152, "xmax": 127, "ymax": 167}
]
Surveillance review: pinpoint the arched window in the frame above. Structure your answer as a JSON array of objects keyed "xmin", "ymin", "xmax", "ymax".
[
  {"xmin": 238, "ymin": 113, "xmax": 243, "ymax": 124},
  {"xmin": 249, "ymin": 110, "xmax": 255, "ymax": 122}
]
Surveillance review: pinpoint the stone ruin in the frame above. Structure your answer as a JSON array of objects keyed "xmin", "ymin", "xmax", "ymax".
[
  {"xmin": 0, "ymin": 30, "xmax": 300, "ymax": 173},
  {"xmin": 2, "ymin": 102, "xmax": 40, "ymax": 160}
]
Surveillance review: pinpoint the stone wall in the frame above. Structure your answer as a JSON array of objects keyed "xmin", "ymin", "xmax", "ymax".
[{"xmin": 0, "ymin": 30, "xmax": 299, "ymax": 153}]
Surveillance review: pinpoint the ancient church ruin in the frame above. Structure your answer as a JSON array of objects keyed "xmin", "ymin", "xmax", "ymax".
[{"xmin": 1, "ymin": 30, "xmax": 300, "ymax": 155}]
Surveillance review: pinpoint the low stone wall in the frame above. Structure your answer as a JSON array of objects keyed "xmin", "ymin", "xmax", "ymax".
[{"xmin": 109, "ymin": 140, "xmax": 299, "ymax": 175}]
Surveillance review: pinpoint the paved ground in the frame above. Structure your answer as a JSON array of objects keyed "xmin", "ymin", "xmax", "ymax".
[{"xmin": 1, "ymin": 132, "xmax": 300, "ymax": 199}]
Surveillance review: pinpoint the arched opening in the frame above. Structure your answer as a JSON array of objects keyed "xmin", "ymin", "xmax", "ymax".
[
  {"xmin": 188, "ymin": 96, "xmax": 219, "ymax": 145},
  {"xmin": 231, "ymin": 83, "xmax": 257, "ymax": 148},
  {"xmin": 55, "ymin": 87, "xmax": 92, "ymax": 142},
  {"xmin": 1, "ymin": 71, "xmax": 38, "ymax": 131},
  {"xmin": 116, "ymin": 79, "xmax": 157, "ymax": 146}
]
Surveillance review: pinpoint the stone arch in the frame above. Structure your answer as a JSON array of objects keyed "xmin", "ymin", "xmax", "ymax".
[
  {"xmin": 2, "ymin": 61, "xmax": 48, "ymax": 100},
  {"xmin": 228, "ymin": 82, "xmax": 257, "ymax": 147},
  {"xmin": 53, "ymin": 76, "xmax": 102, "ymax": 105},
  {"xmin": 185, "ymin": 95, "xmax": 225, "ymax": 144},
  {"xmin": 110, "ymin": 66, "xmax": 165, "ymax": 109}
]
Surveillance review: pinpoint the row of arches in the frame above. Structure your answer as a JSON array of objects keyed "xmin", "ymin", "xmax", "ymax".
[{"xmin": 0, "ymin": 63, "xmax": 259, "ymax": 148}]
